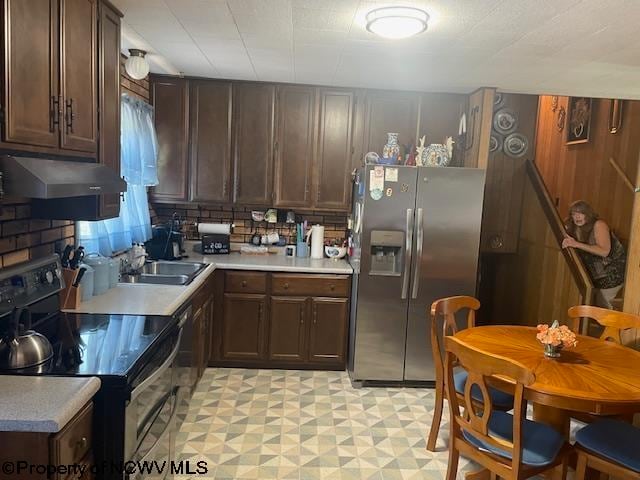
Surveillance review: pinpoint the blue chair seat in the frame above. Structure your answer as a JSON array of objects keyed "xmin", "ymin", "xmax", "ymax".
[
  {"xmin": 575, "ymin": 419, "xmax": 640, "ymax": 473},
  {"xmin": 454, "ymin": 370, "xmax": 514, "ymax": 409},
  {"xmin": 462, "ymin": 411, "xmax": 565, "ymax": 467}
]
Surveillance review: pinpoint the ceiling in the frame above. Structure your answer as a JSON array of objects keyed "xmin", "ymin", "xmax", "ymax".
[{"xmin": 112, "ymin": 0, "xmax": 640, "ymax": 99}]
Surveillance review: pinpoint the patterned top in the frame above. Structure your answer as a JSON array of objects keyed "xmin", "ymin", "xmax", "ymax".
[{"xmin": 577, "ymin": 230, "xmax": 626, "ymax": 289}]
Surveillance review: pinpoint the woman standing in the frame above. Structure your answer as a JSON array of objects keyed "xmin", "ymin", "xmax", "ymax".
[{"xmin": 563, "ymin": 200, "xmax": 626, "ymax": 309}]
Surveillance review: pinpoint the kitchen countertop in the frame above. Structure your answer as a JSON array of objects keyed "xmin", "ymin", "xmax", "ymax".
[
  {"xmin": 0, "ymin": 376, "xmax": 101, "ymax": 433},
  {"xmin": 64, "ymin": 250, "xmax": 352, "ymax": 316},
  {"xmin": 188, "ymin": 250, "xmax": 353, "ymax": 274},
  {"xmin": 63, "ymin": 263, "xmax": 217, "ymax": 316}
]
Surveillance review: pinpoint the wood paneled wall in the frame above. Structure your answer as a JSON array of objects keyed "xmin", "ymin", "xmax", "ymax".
[
  {"xmin": 481, "ymin": 171, "xmax": 585, "ymax": 327},
  {"xmin": 481, "ymin": 93, "xmax": 538, "ymax": 253},
  {"xmin": 534, "ymin": 96, "xmax": 640, "ymax": 244}
]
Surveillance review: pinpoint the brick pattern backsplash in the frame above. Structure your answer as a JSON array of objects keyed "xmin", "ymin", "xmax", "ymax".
[
  {"xmin": 151, "ymin": 204, "xmax": 349, "ymax": 245},
  {"xmin": 0, "ymin": 202, "xmax": 75, "ymax": 268}
]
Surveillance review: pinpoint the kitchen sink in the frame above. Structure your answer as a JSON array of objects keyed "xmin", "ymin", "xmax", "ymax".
[
  {"xmin": 120, "ymin": 273, "xmax": 191, "ymax": 285},
  {"xmin": 141, "ymin": 261, "xmax": 206, "ymax": 276},
  {"xmin": 120, "ymin": 261, "xmax": 207, "ymax": 286}
]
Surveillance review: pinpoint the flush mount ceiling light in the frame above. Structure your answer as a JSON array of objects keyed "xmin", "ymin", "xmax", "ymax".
[
  {"xmin": 366, "ymin": 6, "xmax": 429, "ymax": 39},
  {"xmin": 125, "ymin": 49, "xmax": 150, "ymax": 80}
]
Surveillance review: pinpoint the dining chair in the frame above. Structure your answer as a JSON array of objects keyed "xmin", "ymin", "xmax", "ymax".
[
  {"xmin": 427, "ymin": 296, "xmax": 514, "ymax": 452},
  {"xmin": 443, "ymin": 336, "xmax": 571, "ymax": 480},
  {"xmin": 567, "ymin": 305, "xmax": 640, "ymax": 344},
  {"xmin": 574, "ymin": 419, "xmax": 640, "ymax": 479},
  {"xmin": 567, "ymin": 305, "xmax": 640, "ymax": 424}
]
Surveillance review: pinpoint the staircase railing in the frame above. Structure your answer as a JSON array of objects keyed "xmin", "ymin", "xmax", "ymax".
[{"xmin": 526, "ymin": 160, "xmax": 594, "ymax": 307}]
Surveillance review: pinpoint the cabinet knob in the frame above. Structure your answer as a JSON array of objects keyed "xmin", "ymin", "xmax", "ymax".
[
  {"xmin": 490, "ymin": 235, "xmax": 504, "ymax": 249},
  {"xmin": 283, "ymin": 283, "xmax": 289, "ymax": 289},
  {"xmin": 77, "ymin": 436, "xmax": 88, "ymax": 450},
  {"xmin": 329, "ymin": 284, "xmax": 335, "ymax": 290},
  {"xmin": 241, "ymin": 280, "xmax": 247, "ymax": 287}
]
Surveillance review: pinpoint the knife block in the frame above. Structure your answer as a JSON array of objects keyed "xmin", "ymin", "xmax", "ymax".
[
  {"xmin": 60, "ymin": 268, "xmax": 81, "ymax": 310},
  {"xmin": 61, "ymin": 268, "xmax": 76, "ymax": 289}
]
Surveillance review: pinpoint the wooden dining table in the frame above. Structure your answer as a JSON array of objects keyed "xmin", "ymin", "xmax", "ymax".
[{"xmin": 454, "ymin": 325, "xmax": 640, "ymax": 438}]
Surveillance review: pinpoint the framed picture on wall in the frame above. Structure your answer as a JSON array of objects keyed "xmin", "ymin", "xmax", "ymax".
[{"xmin": 566, "ymin": 97, "xmax": 592, "ymax": 144}]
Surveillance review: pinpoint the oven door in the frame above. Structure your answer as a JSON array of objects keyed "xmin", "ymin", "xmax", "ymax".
[
  {"xmin": 128, "ymin": 386, "xmax": 178, "ymax": 480},
  {"xmin": 124, "ymin": 325, "xmax": 183, "ymax": 478}
]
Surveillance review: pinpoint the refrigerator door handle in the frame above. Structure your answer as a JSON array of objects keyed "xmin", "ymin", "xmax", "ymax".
[
  {"xmin": 411, "ymin": 208, "xmax": 424, "ymax": 299},
  {"xmin": 401, "ymin": 208, "xmax": 414, "ymax": 299}
]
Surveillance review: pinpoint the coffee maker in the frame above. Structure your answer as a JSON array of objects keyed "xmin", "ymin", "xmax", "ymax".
[{"xmin": 145, "ymin": 215, "xmax": 185, "ymax": 260}]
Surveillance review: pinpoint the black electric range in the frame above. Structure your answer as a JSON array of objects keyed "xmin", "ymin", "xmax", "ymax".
[{"xmin": 0, "ymin": 255, "xmax": 186, "ymax": 480}]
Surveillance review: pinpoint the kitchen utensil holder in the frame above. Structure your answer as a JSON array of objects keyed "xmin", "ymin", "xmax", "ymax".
[{"xmin": 296, "ymin": 241, "xmax": 308, "ymax": 258}]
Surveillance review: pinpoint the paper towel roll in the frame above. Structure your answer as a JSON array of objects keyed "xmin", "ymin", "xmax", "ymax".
[
  {"xmin": 198, "ymin": 223, "xmax": 231, "ymax": 235},
  {"xmin": 310, "ymin": 225, "xmax": 325, "ymax": 259}
]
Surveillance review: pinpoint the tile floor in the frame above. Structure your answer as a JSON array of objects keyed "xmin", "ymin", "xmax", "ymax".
[{"xmin": 175, "ymin": 368, "xmax": 474, "ymax": 479}]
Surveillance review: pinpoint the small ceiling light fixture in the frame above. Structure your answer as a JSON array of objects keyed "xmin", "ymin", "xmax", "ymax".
[
  {"xmin": 125, "ymin": 49, "xmax": 150, "ymax": 80},
  {"xmin": 366, "ymin": 6, "xmax": 429, "ymax": 39}
]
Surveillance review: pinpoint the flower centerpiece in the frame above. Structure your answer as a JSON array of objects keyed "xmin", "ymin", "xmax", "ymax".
[{"xmin": 536, "ymin": 320, "xmax": 578, "ymax": 358}]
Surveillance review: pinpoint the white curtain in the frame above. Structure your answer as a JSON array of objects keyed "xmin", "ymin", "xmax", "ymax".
[{"xmin": 77, "ymin": 95, "xmax": 158, "ymax": 255}]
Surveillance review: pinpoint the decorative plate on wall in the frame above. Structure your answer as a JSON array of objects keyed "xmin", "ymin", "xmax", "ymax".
[
  {"xmin": 503, "ymin": 133, "xmax": 529, "ymax": 158},
  {"xmin": 493, "ymin": 108, "xmax": 519, "ymax": 135},
  {"xmin": 489, "ymin": 133, "xmax": 504, "ymax": 153},
  {"xmin": 494, "ymin": 92, "xmax": 505, "ymax": 109}
]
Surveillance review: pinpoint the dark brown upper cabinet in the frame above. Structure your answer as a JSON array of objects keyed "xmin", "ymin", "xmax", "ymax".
[
  {"xmin": 97, "ymin": 0, "xmax": 122, "ymax": 219},
  {"xmin": 60, "ymin": 0, "xmax": 97, "ymax": 153},
  {"xmin": 314, "ymin": 89, "xmax": 354, "ymax": 211},
  {"xmin": 150, "ymin": 77, "xmax": 189, "ymax": 202},
  {"xmin": 1, "ymin": 0, "xmax": 59, "ymax": 149},
  {"xmin": 362, "ymin": 91, "xmax": 419, "ymax": 156},
  {"xmin": 232, "ymin": 83, "xmax": 274, "ymax": 205},
  {"xmin": 273, "ymin": 85, "xmax": 317, "ymax": 208},
  {"xmin": 1, "ymin": 0, "xmax": 98, "ymax": 156},
  {"xmin": 189, "ymin": 80, "xmax": 232, "ymax": 203}
]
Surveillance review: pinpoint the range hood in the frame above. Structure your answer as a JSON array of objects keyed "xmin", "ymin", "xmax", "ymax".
[{"xmin": 0, "ymin": 155, "xmax": 126, "ymax": 199}]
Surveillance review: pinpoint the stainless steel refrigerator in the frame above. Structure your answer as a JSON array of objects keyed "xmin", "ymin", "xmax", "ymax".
[{"xmin": 348, "ymin": 165, "xmax": 486, "ymax": 384}]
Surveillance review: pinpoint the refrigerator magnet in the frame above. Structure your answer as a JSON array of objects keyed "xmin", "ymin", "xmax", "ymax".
[
  {"xmin": 370, "ymin": 188, "xmax": 383, "ymax": 200},
  {"xmin": 385, "ymin": 187, "xmax": 393, "ymax": 197},
  {"xmin": 385, "ymin": 167, "xmax": 398, "ymax": 182},
  {"xmin": 370, "ymin": 168, "xmax": 384, "ymax": 192}
]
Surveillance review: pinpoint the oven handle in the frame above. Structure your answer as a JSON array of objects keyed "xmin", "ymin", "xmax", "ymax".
[
  {"xmin": 130, "ymin": 328, "xmax": 182, "ymax": 401},
  {"xmin": 129, "ymin": 387, "xmax": 180, "ymax": 480}
]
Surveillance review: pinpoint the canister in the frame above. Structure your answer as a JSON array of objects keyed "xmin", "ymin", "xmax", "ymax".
[{"xmin": 84, "ymin": 254, "xmax": 109, "ymax": 296}]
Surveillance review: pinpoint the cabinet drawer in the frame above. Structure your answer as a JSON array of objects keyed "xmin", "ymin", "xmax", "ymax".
[
  {"xmin": 50, "ymin": 402, "xmax": 93, "ymax": 474},
  {"xmin": 272, "ymin": 274, "xmax": 350, "ymax": 297},
  {"xmin": 225, "ymin": 271, "xmax": 267, "ymax": 293}
]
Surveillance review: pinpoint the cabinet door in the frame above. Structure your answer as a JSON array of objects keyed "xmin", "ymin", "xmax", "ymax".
[
  {"xmin": 273, "ymin": 85, "xmax": 317, "ymax": 208},
  {"xmin": 189, "ymin": 80, "xmax": 232, "ymax": 203},
  {"xmin": 97, "ymin": 1, "xmax": 121, "ymax": 219},
  {"xmin": 269, "ymin": 296, "xmax": 307, "ymax": 362},
  {"xmin": 60, "ymin": 0, "xmax": 98, "ymax": 152},
  {"xmin": 362, "ymin": 91, "xmax": 419, "ymax": 155},
  {"xmin": 308, "ymin": 297, "xmax": 349, "ymax": 365},
  {"xmin": 2, "ymin": 0, "xmax": 59, "ymax": 148},
  {"xmin": 150, "ymin": 77, "xmax": 189, "ymax": 202},
  {"xmin": 222, "ymin": 293, "xmax": 266, "ymax": 360},
  {"xmin": 314, "ymin": 89, "xmax": 354, "ymax": 211},
  {"xmin": 232, "ymin": 83, "xmax": 274, "ymax": 205}
]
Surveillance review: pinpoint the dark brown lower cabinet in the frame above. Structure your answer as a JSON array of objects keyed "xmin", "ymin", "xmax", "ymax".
[
  {"xmin": 215, "ymin": 271, "xmax": 350, "ymax": 369},
  {"xmin": 0, "ymin": 402, "xmax": 94, "ymax": 480},
  {"xmin": 309, "ymin": 297, "xmax": 349, "ymax": 364},
  {"xmin": 222, "ymin": 293, "xmax": 267, "ymax": 361},
  {"xmin": 269, "ymin": 296, "xmax": 307, "ymax": 362}
]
